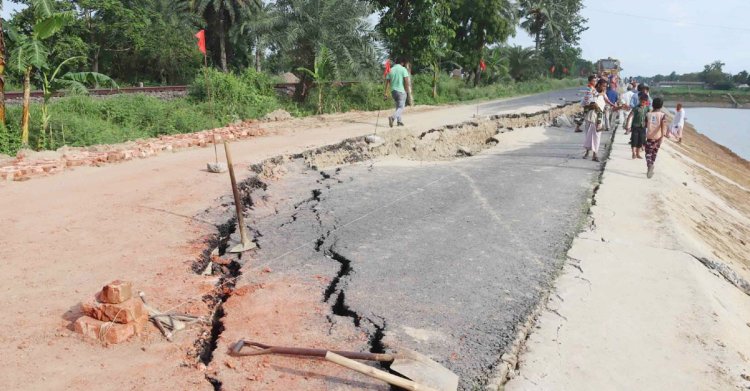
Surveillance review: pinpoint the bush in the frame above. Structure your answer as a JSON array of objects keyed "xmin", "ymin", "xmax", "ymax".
[
  {"xmin": 189, "ymin": 68, "xmax": 279, "ymax": 121},
  {"xmin": 0, "ymin": 123, "xmax": 21, "ymax": 156}
]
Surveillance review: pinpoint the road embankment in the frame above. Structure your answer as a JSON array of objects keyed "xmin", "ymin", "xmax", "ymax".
[{"xmin": 505, "ymin": 117, "xmax": 750, "ymax": 390}]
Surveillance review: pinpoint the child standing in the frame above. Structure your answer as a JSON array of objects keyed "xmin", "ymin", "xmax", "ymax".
[
  {"xmin": 644, "ymin": 98, "xmax": 670, "ymax": 178},
  {"xmin": 625, "ymin": 93, "xmax": 650, "ymax": 159},
  {"xmin": 670, "ymin": 103, "xmax": 685, "ymax": 143}
]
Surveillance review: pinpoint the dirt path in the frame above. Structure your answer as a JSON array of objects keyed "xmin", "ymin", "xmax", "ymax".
[{"xmin": 0, "ymin": 92, "xmax": 575, "ymax": 390}]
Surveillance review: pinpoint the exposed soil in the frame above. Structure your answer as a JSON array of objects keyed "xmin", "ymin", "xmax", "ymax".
[{"xmin": 662, "ymin": 122, "xmax": 750, "ymax": 281}]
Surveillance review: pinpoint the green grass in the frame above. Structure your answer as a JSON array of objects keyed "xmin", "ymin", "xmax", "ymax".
[
  {"xmin": 0, "ymin": 73, "xmax": 584, "ymax": 156},
  {"xmin": 653, "ymin": 87, "xmax": 750, "ymax": 96},
  {"xmin": 651, "ymin": 86, "xmax": 750, "ymax": 105}
]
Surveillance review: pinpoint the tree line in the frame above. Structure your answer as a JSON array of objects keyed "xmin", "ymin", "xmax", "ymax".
[
  {"xmin": 639, "ymin": 61, "xmax": 750, "ymax": 90},
  {"xmin": 0, "ymin": 0, "xmax": 592, "ymax": 148},
  {"xmin": 2, "ymin": 0, "xmax": 590, "ymax": 86}
]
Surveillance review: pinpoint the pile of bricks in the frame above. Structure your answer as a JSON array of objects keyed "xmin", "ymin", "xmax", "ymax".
[
  {"xmin": 74, "ymin": 280, "xmax": 150, "ymax": 344},
  {"xmin": 0, "ymin": 122, "xmax": 267, "ymax": 182}
]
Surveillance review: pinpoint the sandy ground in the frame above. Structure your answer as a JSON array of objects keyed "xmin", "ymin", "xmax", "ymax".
[
  {"xmin": 0, "ymin": 96, "xmax": 562, "ymax": 390},
  {"xmin": 505, "ymin": 124, "xmax": 750, "ymax": 390}
]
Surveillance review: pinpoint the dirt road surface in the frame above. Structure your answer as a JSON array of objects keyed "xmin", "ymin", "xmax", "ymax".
[{"xmin": 0, "ymin": 89, "xmax": 580, "ymax": 390}]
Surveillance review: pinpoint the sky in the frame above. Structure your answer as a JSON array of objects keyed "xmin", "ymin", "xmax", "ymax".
[
  {"xmin": 3, "ymin": 0, "xmax": 749, "ymax": 78},
  {"xmin": 509, "ymin": 0, "xmax": 750, "ymax": 77}
]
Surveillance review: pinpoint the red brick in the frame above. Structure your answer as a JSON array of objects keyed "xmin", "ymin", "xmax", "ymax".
[
  {"xmin": 74, "ymin": 316, "xmax": 136, "ymax": 344},
  {"xmin": 100, "ymin": 280, "xmax": 133, "ymax": 304},
  {"xmin": 82, "ymin": 297, "xmax": 146, "ymax": 324}
]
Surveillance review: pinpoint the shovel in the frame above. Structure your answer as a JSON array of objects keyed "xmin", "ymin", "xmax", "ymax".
[
  {"xmin": 223, "ymin": 141, "xmax": 256, "ymax": 253},
  {"xmin": 229, "ymin": 340, "xmax": 459, "ymax": 391}
]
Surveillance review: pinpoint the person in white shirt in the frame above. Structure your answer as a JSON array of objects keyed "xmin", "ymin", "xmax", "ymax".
[
  {"xmin": 670, "ymin": 103, "xmax": 686, "ymax": 143},
  {"xmin": 620, "ymin": 85, "xmax": 635, "ymax": 130}
]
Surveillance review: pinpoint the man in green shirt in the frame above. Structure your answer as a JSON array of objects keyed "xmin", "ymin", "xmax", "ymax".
[{"xmin": 384, "ymin": 57, "xmax": 413, "ymax": 127}]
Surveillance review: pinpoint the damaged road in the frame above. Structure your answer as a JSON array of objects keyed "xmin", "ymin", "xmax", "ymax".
[{"xmin": 198, "ymin": 100, "xmax": 610, "ymax": 390}]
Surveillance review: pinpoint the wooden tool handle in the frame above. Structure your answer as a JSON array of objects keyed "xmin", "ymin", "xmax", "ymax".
[
  {"xmin": 325, "ymin": 351, "xmax": 438, "ymax": 391},
  {"xmin": 231, "ymin": 340, "xmax": 394, "ymax": 361}
]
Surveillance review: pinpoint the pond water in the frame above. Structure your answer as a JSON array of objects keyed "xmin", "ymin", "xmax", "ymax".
[{"xmin": 681, "ymin": 107, "xmax": 750, "ymax": 160}]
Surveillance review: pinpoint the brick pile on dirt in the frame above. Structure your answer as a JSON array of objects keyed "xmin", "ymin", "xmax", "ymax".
[
  {"xmin": 74, "ymin": 280, "xmax": 149, "ymax": 344},
  {"xmin": 0, "ymin": 122, "xmax": 267, "ymax": 182}
]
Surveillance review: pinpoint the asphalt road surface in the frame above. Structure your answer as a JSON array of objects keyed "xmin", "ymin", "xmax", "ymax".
[
  {"xmin": 237, "ymin": 89, "xmax": 605, "ymax": 389},
  {"xmin": 478, "ymin": 87, "xmax": 582, "ymax": 114}
]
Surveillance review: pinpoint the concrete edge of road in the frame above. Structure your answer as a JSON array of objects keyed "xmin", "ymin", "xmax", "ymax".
[{"xmin": 484, "ymin": 120, "xmax": 618, "ymax": 391}]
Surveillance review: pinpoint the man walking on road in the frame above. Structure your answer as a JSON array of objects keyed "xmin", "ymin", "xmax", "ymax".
[{"xmin": 384, "ymin": 57, "xmax": 413, "ymax": 127}]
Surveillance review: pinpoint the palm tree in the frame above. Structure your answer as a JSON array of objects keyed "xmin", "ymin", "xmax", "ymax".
[
  {"xmin": 518, "ymin": 0, "xmax": 564, "ymax": 51},
  {"xmin": 232, "ymin": 2, "xmax": 281, "ymax": 72},
  {"xmin": 482, "ymin": 47, "xmax": 510, "ymax": 84},
  {"xmin": 274, "ymin": 0, "xmax": 378, "ymax": 101},
  {"xmin": 506, "ymin": 45, "xmax": 538, "ymax": 81},
  {"xmin": 189, "ymin": 0, "xmax": 261, "ymax": 72}
]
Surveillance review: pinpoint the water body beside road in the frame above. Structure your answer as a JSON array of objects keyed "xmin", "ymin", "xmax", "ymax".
[{"xmin": 681, "ymin": 107, "xmax": 750, "ymax": 160}]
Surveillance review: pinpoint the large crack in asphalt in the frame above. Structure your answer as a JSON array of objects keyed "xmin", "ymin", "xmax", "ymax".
[
  {"xmin": 190, "ymin": 102, "xmax": 584, "ymax": 389},
  {"xmin": 298, "ymin": 170, "xmax": 389, "ymax": 358}
]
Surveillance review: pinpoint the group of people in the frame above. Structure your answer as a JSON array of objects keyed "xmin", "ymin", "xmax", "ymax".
[{"xmin": 578, "ymin": 75, "xmax": 687, "ymax": 178}]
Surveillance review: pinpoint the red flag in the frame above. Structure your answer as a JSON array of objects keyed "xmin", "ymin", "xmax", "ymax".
[
  {"xmin": 383, "ymin": 59, "xmax": 391, "ymax": 77},
  {"xmin": 550, "ymin": 65, "xmax": 556, "ymax": 74},
  {"xmin": 479, "ymin": 59, "xmax": 486, "ymax": 71},
  {"xmin": 563, "ymin": 67, "xmax": 569, "ymax": 74},
  {"xmin": 195, "ymin": 30, "xmax": 207, "ymax": 55}
]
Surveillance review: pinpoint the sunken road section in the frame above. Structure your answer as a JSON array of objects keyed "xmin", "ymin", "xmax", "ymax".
[{"xmin": 189, "ymin": 102, "xmax": 604, "ymax": 390}]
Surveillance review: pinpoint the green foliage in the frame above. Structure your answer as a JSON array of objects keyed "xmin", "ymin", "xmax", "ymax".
[
  {"xmin": 451, "ymin": 0, "xmax": 516, "ymax": 80},
  {"xmin": 56, "ymin": 71, "xmax": 118, "ymax": 94},
  {"xmin": 374, "ymin": 0, "xmax": 454, "ymax": 67},
  {"xmin": 188, "ymin": 67, "xmax": 279, "ymax": 120},
  {"xmin": 190, "ymin": 0, "xmax": 262, "ymax": 71},
  {"xmin": 732, "ymin": 70, "xmax": 749, "ymax": 85},
  {"xmin": 411, "ymin": 74, "xmax": 580, "ymax": 105},
  {"xmin": 302, "ymin": 74, "xmax": 582, "ymax": 114},
  {"xmin": 506, "ymin": 46, "xmax": 540, "ymax": 81},
  {"xmin": 518, "ymin": 0, "xmax": 587, "ymax": 72},
  {"xmin": 0, "ymin": 123, "xmax": 23, "ymax": 156},
  {"xmin": 3, "ymin": 94, "xmax": 220, "ymax": 150},
  {"xmin": 274, "ymin": 0, "xmax": 379, "ymax": 84},
  {"xmin": 700, "ymin": 60, "xmax": 731, "ymax": 86}
]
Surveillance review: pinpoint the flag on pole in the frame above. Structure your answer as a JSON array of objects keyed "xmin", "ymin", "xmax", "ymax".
[
  {"xmin": 383, "ymin": 59, "xmax": 391, "ymax": 77},
  {"xmin": 550, "ymin": 65, "xmax": 556, "ymax": 74},
  {"xmin": 195, "ymin": 30, "xmax": 207, "ymax": 55},
  {"xmin": 479, "ymin": 59, "xmax": 487, "ymax": 71}
]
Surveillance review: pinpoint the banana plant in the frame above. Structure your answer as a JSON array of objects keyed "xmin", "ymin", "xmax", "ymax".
[
  {"xmin": 40, "ymin": 56, "xmax": 117, "ymax": 144},
  {"xmin": 297, "ymin": 46, "xmax": 337, "ymax": 115},
  {"xmin": 429, "ymin": 49, "xmax": 462, "ymax": 98},
  {"xmin": 9, "ymin": 0, "xmax": 73, "ymax": 147}
]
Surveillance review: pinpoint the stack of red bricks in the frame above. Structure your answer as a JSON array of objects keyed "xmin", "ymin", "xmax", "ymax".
[
  {"xmin": 0, "ymin": 121, "xmax": 266, "ymax": 182},
  {"xmin": 74, "ymin": 280, "xmax": 150, "ymax": 344}
]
